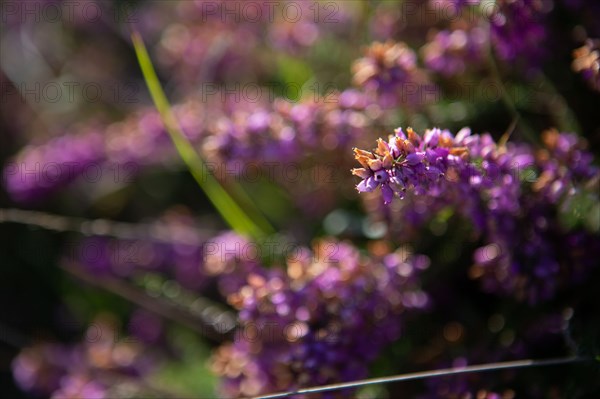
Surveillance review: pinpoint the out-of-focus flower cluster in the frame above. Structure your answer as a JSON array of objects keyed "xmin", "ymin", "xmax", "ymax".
[
  {"xmin": 70, "ymin": 210, "xmax": 210, "ymax": 291},
  {"xmin": 66, "ymin": 209, "xmax": 269, "ymax": 299},
  {"xmin": 3, "ymin": 132, "xmax": 106, "ymax": 202},
  {"xmin": 210, "ymin": 240, "xmax": 429, "ymax": 397},
  {"xmin": 421, "ymin": 27, "xmax": 488, "ymax": 77},
  {"xmin": 3, "ymin": 90, "xmax": 374, "ymax": 212},
  {"xmin": 488, "ymin": 0, "xmax": 549, "ymax": 65},
  {"xmin": 141, "ymin": 1, "xmax": 359, "ymax": 87},
  {"xmin": 352, "ymin": 41, "xmax": 436, "ymax": 108},
  {"xmin": 473, "ymin": 130, "xmax": 600, "ymax": 303},
  {"xmin": 12, "ymin": 316, "xmax": 157, "ymax": 399}
]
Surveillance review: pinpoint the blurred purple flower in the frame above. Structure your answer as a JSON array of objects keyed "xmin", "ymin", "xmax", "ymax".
[
  {"xmin": 421, "ymin": 27, "xmax": 488, "ymax": 76},
  {"xmin": 488, "ymin": 0, "xmax": 549, "ymax": 65},
  {"xmin": 572, "ymin": 39, "xmax": 600, "ymax": 92},
  {"xmin": 352, "ymin": 41, "xmax": 437, "ymax": 107},
  {"xmin": 211, "ymin": 240, "xmax": 429, "ymax": 397}
]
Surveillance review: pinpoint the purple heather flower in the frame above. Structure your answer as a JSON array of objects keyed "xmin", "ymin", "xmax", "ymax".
[
  {"xmin": 352, "ymin": 41, "xmax": 436, "ymax": 107},
  {"xmin": 51, "ymin": 375, "xmax": 107, "ymax": 399},
  {"xmin": 12, "ymin": 317, "xmax": 156, "ymax": 398},
  {"xmin": 4, "ymin": 90, "xmax": 374, "ymax": 206},
  {"xmin": 421, "ymin": 28, "xmax": 488, "ymax": 76},
  {"xmin": 12, "ymin": 344, "xmax": 75, "ymax": 396},
  {"xmin": 202, "ymin": 231, "xmax": 265, "ymax": 297},
  {"xmin": 488, "ymin": 0, "xmax": 549, "ymax": 65},
  {"xmin": 352, "ymin": 127, "xmax": 466, "ymax": 204},
  {"xmin": 472, "ymin": 130, "xmax": 600, "ymax": 303},
  {"xmin": 3, "ymin": 131, "xmax": 105, "ymax": 203},
  {"xmin": 572, "ymin": 39, "xmax": 600, "ymax": 92},
  {"xmin": 211, "ymin": 241, "xmax": 429, "ymax": 397},
  {"xmin": 356, "ymin": 127, "xmax": 599, "ymax": 303}
]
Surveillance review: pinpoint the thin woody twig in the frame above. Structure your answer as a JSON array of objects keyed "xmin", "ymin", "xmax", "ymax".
[
  {"xmin": 61, "ymin": 262, "xmax": 236, "ymax": 342},
  {"xmin": 252, "ymin": 356, "xmax": 589, "ymax": 399},
  {"xmin": 0, "ymin": 208, "xmax": 211, "ymax": 245}
]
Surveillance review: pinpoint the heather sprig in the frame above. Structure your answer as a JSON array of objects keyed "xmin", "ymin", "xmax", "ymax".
[
  {"xmin": 3, "ymin": 89, "xmax": 374, "ymax": 212},
  {"xmin": 352, "ymin": 127, "xmax": 598, "ymax": 209},
  {"xmin": 352, "ymin": 127, "xmax": 470, "ymax": 204},
  {"xmin": 352, "ymin": 41, "xmax": 436, "ymax": 108},
  {"xmin": 354, "ymin": 128, "xmax": 600, "ymax": 303},
  {"xmin": 3, "ymin": 131, "xmax": 106, "ymax": 203},
  {"xmin": 211, "ymin": 240, "xmax": 430, "ymax": 397},
  {"xmin": 421, "ymin": 27, "xmax": 488, "ymax": 77}
]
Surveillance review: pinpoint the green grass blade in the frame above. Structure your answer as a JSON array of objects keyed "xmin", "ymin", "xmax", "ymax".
[{"xmin": 131, "ymin": 31, "xmax": 273, "ymax": 238}]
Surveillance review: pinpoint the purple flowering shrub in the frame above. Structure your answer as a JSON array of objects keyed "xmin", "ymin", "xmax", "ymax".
[
  {"xmin": 2, "ymin": 0, "xmax": 600, "ymax": 398},
  {"xmin": 354, "ymin": 127, "xmax": 599, "ymax": 305}
]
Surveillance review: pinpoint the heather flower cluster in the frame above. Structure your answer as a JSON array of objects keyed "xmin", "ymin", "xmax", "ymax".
[
  {"xmin": 4, "ymin": 91, "xmax": 373, "ymax": 209},
  {"xmin": 211, "ymin": 240, "xmax": 429, "ymax": 397},
  {"xmin": 353, "ymin": 127, "xmax": 470, "ymax": 204},
  {"xmin": 4, "ymin": 131, "xmax": 106, "ymax": 203},
  {"xmin": 488, "ymin": 0, "xmax": 549, "ymax": 65},
  {"xmin": 352, "ymin": 41, "xmax": 435, "ymax": 107},
  {"xmin": 421, "ymin": 27, "xmax": 488, "ymax": 77},
  {"xmin": 473, "ymin": 130, "xmax": 600, "ymax": 303},
  {"xmin": 67, "ymin": 211, "xmax": 268, "ymax": 296},
  {"xmin": 11, "ymin": 317, "xmax": 156, "ymax": 399},
  {"xmin": 354, "ymin": 128, "xmax": 599, "ymax": 304}
]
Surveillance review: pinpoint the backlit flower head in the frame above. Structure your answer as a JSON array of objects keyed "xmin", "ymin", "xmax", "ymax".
[{"xmin": 352, "ymin": 127, "xmax": 469, "ymax": 203}]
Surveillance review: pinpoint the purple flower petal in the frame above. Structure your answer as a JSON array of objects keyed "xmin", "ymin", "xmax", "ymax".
[
  {"xmin": 406, "ymin": 152, "xmax": 425, "ymax": 165},
  {"xmin": 381, "ymin": 184, "xmax": 394, "ymax": 204},
  {"xmin": 357, "ymin": 177, "xmax": 379, "ymax": 192}
]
